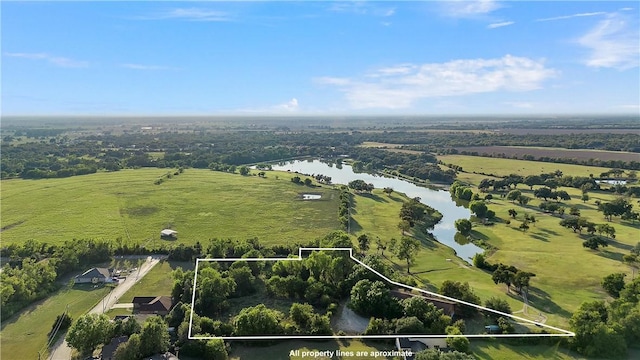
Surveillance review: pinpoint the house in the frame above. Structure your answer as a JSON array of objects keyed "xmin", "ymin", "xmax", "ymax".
[
  {"xmin": 101, "ymin": 335, "xmax": 128, "ymax": 360},
  {"xmin": 160, "ymin": 229, "xmax": 178, "ymax": 239},
  {"xmin": 74, "ymin": 267, "xmax": 111, "ymax": 284},
  {"xmin": 395, "ymin": 337, "xmax": 448, "ymax": 360},
  {"xmin": 132, "ymin": 296, "xmax": 173, "ymax": 315}
]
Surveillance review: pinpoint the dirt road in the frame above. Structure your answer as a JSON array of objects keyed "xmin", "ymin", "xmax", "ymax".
[{"xmin": 48, "ymin": 255, "xmax": 164, "ymax": 360}]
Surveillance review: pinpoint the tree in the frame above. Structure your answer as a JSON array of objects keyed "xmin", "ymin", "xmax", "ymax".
[
  {"xmin": 469, "ymin": 200, "xmax": 488, "ymax": 219},
  {"xmin": 506, "ymin": 190, "xmax": 521, "ymax": 203},
  {"xmin": 228, "ymin": 264, "xmax": 256, "ymax": 297},
  {"xmin": 357, "ymin": 234, "xmax": 370, "ymax": 255},
  {"xmin": 454, "ymin": 219, "xmax": 472, "ymax": 236},
  {"xmin": 534, "ymin": 187, "xmax": 553, "ymax": 201},
  {"xmin": 519, "ymin": 221, "xmax": 530, "ymax": 232},
  {"xmin": 350, "ymin": 279, "xmax": 401, "ymax": 318},
  {"xmin": 395, "ymin": 316, "xmax": 425, "ymax": 334},
  {"xmin": 114, "ymin": 333, "xmax": 141, "ymax": 360},
  {"xmin": 485, "ymin": 297, "xmax": 512, "ymax": 317},
  {"xmin": 602, "ymin": 273, "xmax": 626, "ymax": 298},
  {"xmin": 556, "ymin": 190, "xmax": 571, "ymax": 201},
  {"xmin": 395, "ymin": 237, "xmax": 420, "ymax": 273},
  {"xmin": 517, "ymin": 195, "xmax": 530, "ymax": 206},
  {"xmin": 570, "ymin": 301, "xmax": 627, "ymax": 358},
  {"xmin": 524, "ymin": 175, "xmax": 542, "ymax": 190},
  {"xmin": 582, "ymin": 193, "xmax": 590, "ymax": 203},
  {"xmin": 497, "ymin": 316, "xmax": 515, "ymax": 334},
  {"xmin": 569, "ymin": 206, "xmax": 581, "ymax": 216},
  {"xmin": 415, "ymin": 349, "xmax": 476, "ymax": 360},
  {"xmin": 238, "ymin": 165, "xmax": 250, "ymax": 176},
  {"xmin": 383, "ymin": 187, "xmax": 394, "ymax": 196},
  {"xmin": 66, "ymin": 313, "xmax": 112, "ymax": 355},
  {"xmin": 234, "ymin": 304, "xmax": 284, "ymax": 336},
  {"xmin": 583, "ymin": 235, "xmax": 609, "ymax": 250},
  {"xmin": 203, "ymin": 338, "xmax": 228, "ymax": 360},
  {"xmin": 446, "ymin": 327, "xmax": 470, "ymax": 353},
  {"xmin": 303, "ymin": 178, "xmax": 313, "ymax": 186},
  {"xmin": 492, "ymin": 264, "xmax": 517, "ymax": 293},
  {"xmin": 439, "ymin": 281, "xmax": 480, "ymax": 318},
  {"xmin": 290, "ymin": 303, "xmax": 314, "ymax": 328},
  {"xmin": 508, "ymin": 209, "xmax": 518, "ymax": 219},
  {"xmin": 196, "ymin": 267, "xmax": 236, "ymax": 315},
  {"xmin": 139, "ymin": 316, "xmax": 170, "ymax": 357}
]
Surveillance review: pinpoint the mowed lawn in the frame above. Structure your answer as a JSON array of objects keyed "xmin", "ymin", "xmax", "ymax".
[
  {"xmin": 1, "ymin": 169, "xmax": 340, "ymax": 247},
  {"xmin": 438, "ymin": 155, "xmax": 615, "ymax": 178},
  {"xmin": 229, "ymin": 339, "xmax": 396, "ymax": 360},
  {"xmin": 117, "ymin": 259, "xmax": 194, "ymax": 303},
  {"xmin": 0, "ymin": 284, "xmax": 111, "ymax": 359}
]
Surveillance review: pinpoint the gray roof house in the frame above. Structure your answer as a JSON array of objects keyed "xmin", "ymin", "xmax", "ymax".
[{"xmin": 74, "ymin": 267, "xmax": 111, "ymax": 284}]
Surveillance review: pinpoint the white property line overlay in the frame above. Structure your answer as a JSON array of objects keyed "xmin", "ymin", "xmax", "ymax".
[{"xmin": 188, "ymin": 247, "xmax": 575, "ymax": 340}]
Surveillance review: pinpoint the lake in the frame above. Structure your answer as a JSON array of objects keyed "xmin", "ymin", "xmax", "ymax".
[{"xmin": 271, "ymin": 160, "xmax": 484, "ymax": 262}]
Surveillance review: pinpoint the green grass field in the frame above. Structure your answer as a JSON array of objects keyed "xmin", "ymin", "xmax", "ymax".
[
  {"xmin": 1, "ymin": 169, "xmax": 340, "ymax": 247},
  {"xmin": 229, "ymin": 339, "xmax": 396, "ymax": 360},
  {"xmin": 117, "ymin": 260, "xmax": 194, "ymax": 303},
  {"xmin": 438, "ymin": 155, "xmax": 614, "ymax": 178},
  {"xmin": 3, "ymin": 162, "xmax": 638, "ymax": 359},
  {"xmin": 0, "ymin": 283, "xmax": 111, "ymax": 359}
]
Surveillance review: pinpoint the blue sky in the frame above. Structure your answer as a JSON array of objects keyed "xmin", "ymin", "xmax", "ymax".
[{"xmin": 2, "ymin": 1, "xmax": 639, "ymax": 115}]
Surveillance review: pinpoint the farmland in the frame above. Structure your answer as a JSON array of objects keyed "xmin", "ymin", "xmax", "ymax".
[
  {"xmin": 0, "ymin": 169, "xmax": 340, "ymax": 247},
  {"xmin": 438, "ymin": 155, "xmax": 616, "ymax": 178},
  {"xmin": 453, "ymin": 146, "xmax": 640, "ymax": 163}
]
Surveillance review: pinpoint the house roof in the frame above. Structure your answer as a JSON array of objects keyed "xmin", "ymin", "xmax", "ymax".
[
  {"xmin": 76, "ymin": 267, "xmax": 110, "ymax": 279},
  {"xmin": 133, "ymin": 296, "xmax": 172, "ymax": 312},
  {"xmin": 101, "ymin": 335, "xmax": 129, "ymax": 360}
]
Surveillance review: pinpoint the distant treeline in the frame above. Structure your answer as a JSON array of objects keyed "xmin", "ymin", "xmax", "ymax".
[{"xmin": 1, "ymin": 128, "xmax": 637, "ymax": 182}]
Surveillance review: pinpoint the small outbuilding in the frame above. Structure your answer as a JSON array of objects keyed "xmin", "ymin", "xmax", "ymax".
[
  {"xmin": 74, "ymin": 267, "xmax": 111, "ymax": 284},
  {"xmin": 160, "ymin": 229, "xmax": 178, "ymax": 239}
]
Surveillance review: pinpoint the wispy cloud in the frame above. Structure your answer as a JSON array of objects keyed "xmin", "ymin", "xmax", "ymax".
[
  {"xmin": 316, "ymin": 55, "xmax": 557, "ymax": 109},
  {"xmin": 441, "ymin": 0, "xmax": 501, "ymax": 18},
  {"xmin": 536, "ymin": 12, "xmax": 606, "ymax": 22},
  {"xmin": 504, "ymin": 101, "xmax": 534, "ymax": 109},
  {"xmin": 328, "ymin": 2, "xmax": 395, "ymax": 17},
  {"xmin": 274, "ymin": 98, "xmax": 299, "ymax": 112},
  {"xmin": 120, "ymin": 63, "xmax": 178, "ymax": 71},
  {"xmin": 135, "ymin": 8, "xmax": 232, "ymax": 22},
  {"xmin": 578, "ymin": 13, "xmax": 639, "ymax": 69},
  {"xmin": 487, "ymin": 21, "xmax": 514, "ymax": 29},
  {"xmin": 4, "ymin": 52, "xmax": 88, "ymax": 68}
]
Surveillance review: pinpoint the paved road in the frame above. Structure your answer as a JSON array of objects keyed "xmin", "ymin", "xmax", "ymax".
[{"xmin": 48, "ymin": 255, "xmax": 165, "ymax": 360}]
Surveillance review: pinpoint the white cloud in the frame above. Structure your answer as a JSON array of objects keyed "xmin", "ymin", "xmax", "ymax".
[
  {"xmin": 137, "ymin": 8, "xmax": 231, "ymax": 22},
  {"xmin": 441, "ymin": 0, "xmax": 501, "ymax": 18},
  {"xmin": 487, "ymin": 21, "xmax": 514, "ymax": 29},
  {"xmin": 578, "ymin": 13, "xmax": 639, "ymax": 69},
  {"xmin": 274, "ymin": 98, "xmax": 299, "ymax": 112},
  {"xmin": 536, "ymin": 12, "xmax": 606, "ymax": 22},
  {"xmin": 328, "ymin": 2, "xmax": 395, "ymax": 17},
  {"xmin": 4, "ymin": 52, "xmax": 88, "ymax": 68},
  {"xmin": 120, "ymin": 63, "xmax": 177, "ymax": 71},
  {"xmin": 316, "ymin": 55, "xmax": 557, "ymax": 109}
]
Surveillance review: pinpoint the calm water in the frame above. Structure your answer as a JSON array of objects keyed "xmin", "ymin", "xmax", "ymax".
[{"xmin": 271, "ymin": 160, "xmax": 483, "ymax": 262}]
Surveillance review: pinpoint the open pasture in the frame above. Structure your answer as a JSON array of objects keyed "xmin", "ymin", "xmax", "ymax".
[
  {"xmin": 0, "ymin": 169, "xmax": 340, "ymax": 247},
  {"xmin": 438, "ymin": 155, "xmax": 615, "ymax": 178},
  {"xmin": 454, "ymin": 146, "xmax": 639, "ymax": 163}
]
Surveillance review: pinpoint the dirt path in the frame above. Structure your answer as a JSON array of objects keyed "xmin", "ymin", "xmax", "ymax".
[{"xmin": 48, "ymin": 255, "xmax": 164, "ymax": 360}]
